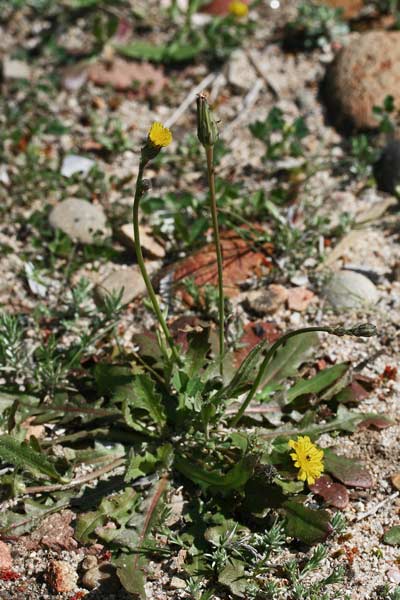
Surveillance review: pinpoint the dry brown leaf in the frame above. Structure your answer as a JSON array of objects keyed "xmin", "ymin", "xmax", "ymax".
[
  {"xmin": 172, "ymin": 230, "xmax": 273, "ymax": 304},
  {"xmin": 310, "ymin": 474, "xmax": 349, "ymax": 509},
  {"xmin": 234, "ymin": 321, "xmax": 280, "ymax": 367},
  {"xmin": 318, "ymin": 0, "xmax": 363, "ymax": 19},
  {"xmin": 88, "ymin": 58, "xmax": 166, "ymax": 96}
]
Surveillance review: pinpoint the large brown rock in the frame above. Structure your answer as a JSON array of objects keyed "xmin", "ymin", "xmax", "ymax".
[{"xmin": 326, "ymin": 31, "xmax": 400, "ymax": 129}]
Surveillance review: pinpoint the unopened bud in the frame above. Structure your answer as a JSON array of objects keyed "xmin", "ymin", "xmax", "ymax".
[
  {"xmin": 348, "ymin": 323, "xmax": 377, "ymax": 337},
  {"xmin": 196, "ymin": 94, "xmax": 219, "ymax": 148},
  {"xmin": 331, "ymin": 323, "xmax": 377, "ymax": 338}
]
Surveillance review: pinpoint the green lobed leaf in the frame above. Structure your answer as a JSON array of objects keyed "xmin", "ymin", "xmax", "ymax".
[
  {"xmin": 216, "ymin": 338, "xmax": 269, "ymax": 402},
  {"xmin": 122, "ymin": 374, "xmax": 166, "ymax": 430},
  {"xmin": 114, "ymin": 41, "xmax": 167, "ymax": 62},
  {"xmin": 0, "ymin": 435, "xmax": 62, "ymax": 482},
  {"xmin": 75, "ymin": 488, "xmax": 138, "ymax": 543},
  {"xmin": 262, "ymin": 332, "xmax": 318, "ymax": 386},
  {"xmin": 218, "ymin": 558, "xmax": 247, "ymax": 597},
  {"xmin": 286, "ymin": 363, "xmax": 350, "ymax": 404},
  {"xmin": 174, "ymin": 454, "xmax": 254, "ymax": 492},
  {"xmin": 283, "ymin": 500, "xmax": 333, "ymax": 545},
  {"xmin": 116, "ymin": 554, "xmax": 147, "ymax": 598},
  {"xmin": 383, "ymin": 526, "xmax": 400, "ymax": 546},
  {"xmin": 183, "ymin": 327, "xmax": 210, "ymax": 379}
]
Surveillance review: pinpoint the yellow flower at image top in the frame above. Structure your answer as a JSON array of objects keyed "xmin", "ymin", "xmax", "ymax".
[
  {"xmin": 148, "ymin": 122, "xmax": 173, "ymax": 148},
  {"xmin": 288, "ymin": 435, "xmax": 324, "ymax": 486},
  {"xmin": 228, "ymin": 1, "xmax": 249, "ymax": 17}
]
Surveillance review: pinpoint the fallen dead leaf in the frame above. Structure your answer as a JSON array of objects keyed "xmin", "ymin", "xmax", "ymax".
[
  {"xmin": 234, "ymin": 321, "xmax": 280, "ymax": 367},
  {"xmin": 21, "ymin": 416, "xmax": 45, "ymax": 440},
  {"xmin": 88, "ymin": 58, "xmax": 166, "ymax": 96},
  {"xmin": 171, "ymin": 229, "xmax": 273, "ymax": 304},
  {"xmin": 310, "ymin": 474, "xmax": 349, "ymax": 509},
  {"xmin": 317, "ymin": 0, "xmax": 363, "ymax": 19}
]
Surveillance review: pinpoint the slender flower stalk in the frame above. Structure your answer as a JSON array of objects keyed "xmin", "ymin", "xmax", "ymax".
[
  {"xmin": 133, "ymin": 123, "xmax": 182, "ymax": 366},
  {"xmin": 197, "ymin": 94, "xmax": 225, "ymax": 376},
  {"xmin": 229, "ymin": 323, "xmax": 376, "ymax": 427}
]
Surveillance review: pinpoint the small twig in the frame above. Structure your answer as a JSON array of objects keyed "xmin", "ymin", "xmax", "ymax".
[
  {"xmin": 222, "ymin": 78, "xmax": 264, "ymax": 139},
  {"xmin": 354, "ymin": 491, "xmax": 399, "ymax": 522},
  {"xmin": 24, "ymin": 456, "xmax": 125, "ymax": 495},
  {"xmin": 164, "ymin": 72, "xmax": 217, "ymax": 129},
  {"xmin": 246, "ymin": 50, "xmax": 280, "ymax": 99},
  {"xmin": 225, "ymin": 405, "xmax": 276, "ymax": 415}
]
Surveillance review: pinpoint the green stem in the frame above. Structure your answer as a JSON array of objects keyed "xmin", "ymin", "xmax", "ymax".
[
  {"xmin": 205, "ymin": 145, "xmax": 225, "ymax": 376},
  {"xmin": 133, "ymin": 161, "xmax": 182, "ymax": 366},
  {"xmin": 229, "ymin": 326, "xmax": 337, "ymax": 427}
]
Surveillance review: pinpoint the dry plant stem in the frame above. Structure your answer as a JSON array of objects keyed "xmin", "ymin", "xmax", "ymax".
[
  {"xmin": 24, "ymin": 456, "xmax": 126, "ymax": 495},
  {"xmin": 133, "ymin": 161, "xmax": 182, "ymax": 366},
  {"xmin": 230, "ymin": 326, "xmax": 340, "ymax": 427},
  {"xmin": 205, "ymin": 144, "xmax": 225, "ymax": 376}
]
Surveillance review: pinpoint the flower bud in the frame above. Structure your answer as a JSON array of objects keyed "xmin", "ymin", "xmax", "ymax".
[
  {"xmin": 332, "ymin": 323, "xmax": 377, "ymax": 338},
  {"xmin": 196, "ymin": 94, "xmax": 219, "ymax": 148},
  {"xmin": 349, "ymin": 323, "xmax": 377, "ymax": 337}
]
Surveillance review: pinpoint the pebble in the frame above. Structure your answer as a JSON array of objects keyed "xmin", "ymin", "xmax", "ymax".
[
  {"xmin": 118, "ymin": 223, "xmax": 165, "ymax": 259},
  {"xmin": 0, "ymin": 541, "xmax": 12, "ymax": 569},
  {"xmin": 95, "ymin": 266, "xmax": 147, "ymax": 305},
  {"xmin": 82, "ymin": 557, "xmax": 118, "ymax": 590},
  {"xmin": 228, "ymin": 49, "xmax": 258, "ymax": 91},
  {"xmin": 169, "ymin": 576, "xmax": 186, "ymax": 590},
  {"xmin": 287, "ymin": 286, "xmax": 315, "ymax": 312},
  {"xmin": 374, "ymin": 139, "xmax": 400, "ymax": 195},
  {"xmin": 391, "ymin": 473, "xmax": 400, "ymax": 490},
  {"xmin": 244, "ymin": 284, "xmax": 288, "ymax": 315},
  {"xmin": 325, "ymin": 31, "xmax": 400, "ymax": 129},
  {"xmin": 387, "ymin": 567, "xmax": 400, "ymax": 584},
  {"xmin": 2, "ymin": 57, "xmax": 31, "ymax": 80},
  {"xmin": 46, "ymin": 560, "xmax": 78, "ymax": 593},
  {"xmin": 61, "ymin": 154, "xmax": 95, "ymax": 177},
  {"xmin": 325, "ymin": 270, "xmax": 379, "ymax": 309},
  {"xmin": 49, "ymin": 198, "xmax": 110, "ymax": 244}
]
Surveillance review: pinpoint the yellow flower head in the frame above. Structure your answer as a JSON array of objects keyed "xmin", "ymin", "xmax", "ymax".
[
  {"xmin": 288, "ymin": 435, "xmax": 324, "ymax": 486},
  {"xmin": 228, "ymin": 1, "xmax": 249, "ymax": 17},
  {"xmin": 148, "ymin": 122, "xmax": 172, "ymax": 148}
]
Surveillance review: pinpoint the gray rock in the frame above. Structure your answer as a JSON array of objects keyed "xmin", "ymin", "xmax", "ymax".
[
  {"xmin": 95, "ymin": 266, "xmax": 146, "ymax": 305},
  {"xmin": 325, "ymin": 270, "xmax": 379, "ymax": 309},
  {"xmin": 228, "ymin": 49, "xmax": 257, "ymax": 91},
  {"xmin": 49, "ymin": 198, "xmax": 110, "ymax": 244}
]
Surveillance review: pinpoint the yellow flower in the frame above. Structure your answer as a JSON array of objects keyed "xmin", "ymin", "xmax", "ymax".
[
  {"xmin": 148, "ymin": 122, "xmax": 172, "ymax": 148},
  {"xmin": 288, "ymin": 435, "xmax": 324, "ymax": 486},
  {"xmin": 228, "ymin": 1, "xmax": 249, "ymax": 17}
]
